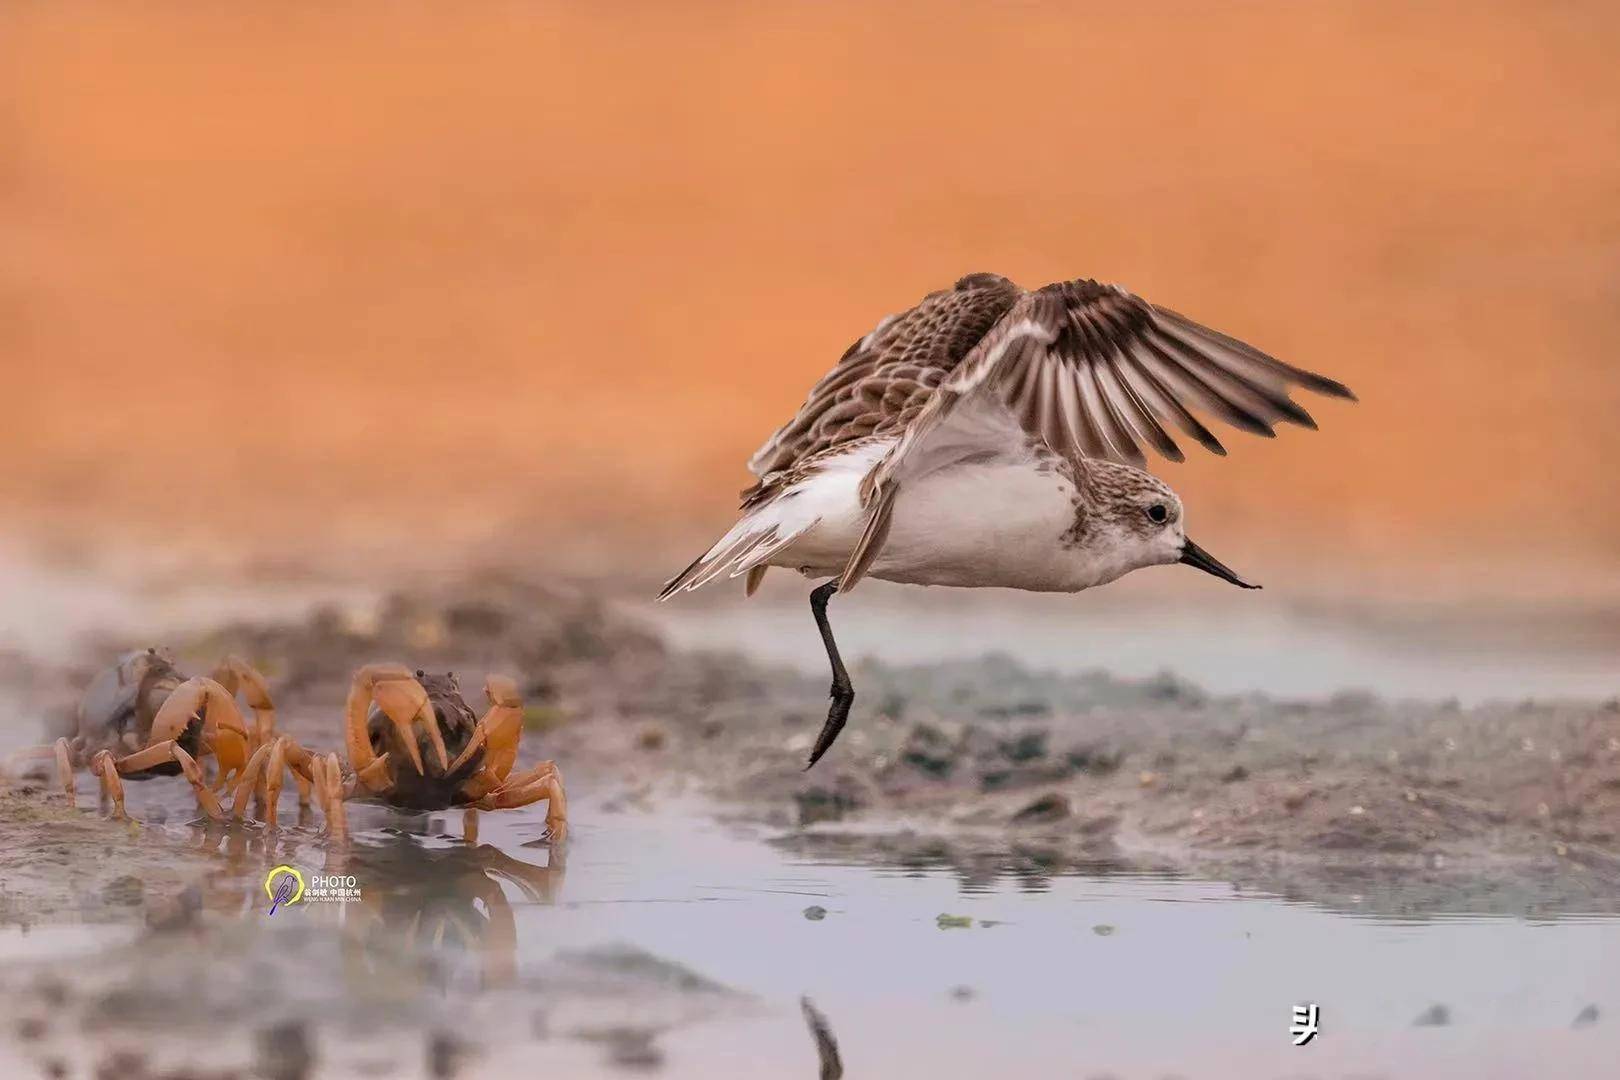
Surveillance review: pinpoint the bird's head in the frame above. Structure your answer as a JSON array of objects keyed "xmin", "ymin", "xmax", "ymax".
[{"xmin": 1069, "ymin": 460, "xmax": 1259, "ymax": 591}]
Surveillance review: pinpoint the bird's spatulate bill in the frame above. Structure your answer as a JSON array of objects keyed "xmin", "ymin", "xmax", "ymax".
[{"xmin": 1179, "ymin": 538, "xmax": 1260, "ymax": 590}]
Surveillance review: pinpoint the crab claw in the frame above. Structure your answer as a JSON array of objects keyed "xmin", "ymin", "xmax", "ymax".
[
  {"xmin": 485, "ymin": 675, "xmax": 521, "ymax": 709},
  {"xmin": 354, "ymin": 752, "xmax": 392, "ymax": 793},
  {"xmin": 446, "ymin": 725, "xmax": 487, "ymax": 775},
  {"xmin": 419, "ymin": 705, "xmax": 450, "ymax": 774},
  {"xmin": 372, "ymin": 678, "xmax": 432, "ymax": 774},
  {"xmin": 150, "ymin": 679, "xmax": 208, "ymax": 745}
]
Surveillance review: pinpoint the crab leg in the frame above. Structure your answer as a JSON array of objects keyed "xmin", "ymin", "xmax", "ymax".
[
  {"xmin": 53, "ymin": 738, "xmax": 75, "ymax": 801},
  {"xmin": 112, "ymin": 740, "xmax": 223, "ymax": 819},
  {"xmin": 89, "ymin": 750, "xmax": 125, "ymax": 818},
  {"xmin": 460, "ymin": 758, "xmax": 554, "ymax": 803},
  {"xmin": 321, "ymin": 752, "xmax": 348, "ymax": 839},
  {"xmin": 473, "ymin": 764, "xmax": 567, "ymax": 842},
  {"xmin": 495, "ymin": 760, "xmax": 558, "ymax": 790},
  {"xmin": 260, "ymin": 737, "xmax": 288, "ymax": 827},
  {"xmin": 232, "ymin": 741, "xmax": 275, "ymax": 819},
  {"xmin": 303, "ymin": 752, "xmax": 351, "ymax": 840},
  {"xmin": 304, "ymin": 753, "xmax": 327, "ymax": 817},
  {"xmin": 275, "ymin": 738, "xmax": 318, "ymax": 807}
]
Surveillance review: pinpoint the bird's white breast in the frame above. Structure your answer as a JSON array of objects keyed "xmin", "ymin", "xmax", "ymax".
[{"xmin": 767, "ymin": 442, "xmax": 1089, "ymax": 592}]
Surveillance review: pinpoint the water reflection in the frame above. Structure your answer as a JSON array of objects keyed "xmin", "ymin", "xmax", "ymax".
[
  {"xmin": 180, "ymin": 809, "xmax": 565, "ymax": 991},
  {"xmin": 5, "ymin": 788, "xmax": 1620, "ymax": 1078},
  {"xmin": 339, "ymin": 832, "xmax": 565, "ymax": 987},
  {"xmin": 772, "ymin": 825, "xmax": 1620, "ymax": 922},
  {"xmin": 774, "ymin": 828, "xmax": 1171, "ymax": 897}
]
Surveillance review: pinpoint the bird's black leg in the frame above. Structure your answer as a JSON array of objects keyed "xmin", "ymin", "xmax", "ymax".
[{"xmin": 806, "ymin": 581, "xmax": 853, "ymax": 769}]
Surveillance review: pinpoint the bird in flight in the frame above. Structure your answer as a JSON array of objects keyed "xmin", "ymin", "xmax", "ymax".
[{"xmin": 659, "ymin": 272, "xmax": 1355, "ymax": 768}]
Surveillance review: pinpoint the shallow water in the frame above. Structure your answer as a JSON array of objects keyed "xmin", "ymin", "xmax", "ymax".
[{"xmin": 8, "ymin": 772, "xmax": 1617, "ymax": 1079}]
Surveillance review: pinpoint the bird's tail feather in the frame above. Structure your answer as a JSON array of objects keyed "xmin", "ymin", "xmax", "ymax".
[{"xmin": 657, "ymin": 511, "xmax": 818, "ymax": 601}]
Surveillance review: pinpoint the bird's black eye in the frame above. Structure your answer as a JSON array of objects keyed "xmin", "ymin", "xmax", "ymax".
[{"xmin": 1146, "ymin": 503, "xmax": 1169, "ymax": 524}]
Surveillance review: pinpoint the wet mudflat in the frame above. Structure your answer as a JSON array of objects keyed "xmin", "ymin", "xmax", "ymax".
[
  {"xmin": 2, "ymin": 771, "xmax": 1618, "ymax": 1080},
  {"xmin": 3, "ymin": 575, "xmax": 1619, "ymax": 1077}
]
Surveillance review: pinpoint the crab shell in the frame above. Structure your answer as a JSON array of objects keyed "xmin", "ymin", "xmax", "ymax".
[{"xmin": 77, "ymin": 649, "xmax": 193, "ymax": 774}]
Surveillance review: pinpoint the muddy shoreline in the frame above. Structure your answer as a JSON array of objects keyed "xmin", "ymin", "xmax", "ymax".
[{"xmin": 5, "ymin": 575, "xmax": 1618, "ymax": 925}]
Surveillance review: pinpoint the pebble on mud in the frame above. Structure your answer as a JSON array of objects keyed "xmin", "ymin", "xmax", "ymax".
[
  {"xmin": 1573, "ymin": 1004, "xmax": 1600, "ymax": 1028},
  {"xmin": 936, "ymin": 913, "xmax": 973, "ymax": 929},
  {"xmin": 803, "ymin": 905, "xmax": 828, "ymax": 921},
  {"xmin": 1091, "ymin": 924, "xmax": 1116, "ymax": 937}
]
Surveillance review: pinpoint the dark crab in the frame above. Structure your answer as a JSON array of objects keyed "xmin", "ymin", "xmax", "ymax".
[
  {"xmin": 6, "ymin": 647, "xmax": 288, "ymax": 820},
  {"xmin": 246, "ymin": 664, "xmax": 567, "ymax": 843}
]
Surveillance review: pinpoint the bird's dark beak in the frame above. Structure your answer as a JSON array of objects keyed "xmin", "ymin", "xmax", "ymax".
[{"xmin": 1179, "ymin": 538, "xmax": 1261, "ymax": 590}]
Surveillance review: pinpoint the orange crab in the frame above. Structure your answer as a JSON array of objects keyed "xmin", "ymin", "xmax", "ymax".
[
  {"xmin": 240, "ymin": 664, "xmax": 567, "ymax": 843},
  {"xmin": 8, "ymin": 648, "xmax": 294, "ymax": 820}
]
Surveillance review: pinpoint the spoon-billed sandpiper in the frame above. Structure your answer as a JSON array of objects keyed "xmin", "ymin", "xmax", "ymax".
[{"xmin": 660, "ymin": 272, "xmax": 1355, "ymax": 767}]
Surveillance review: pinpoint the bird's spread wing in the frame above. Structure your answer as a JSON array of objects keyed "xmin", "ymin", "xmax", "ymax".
[
  {"xmin": 837, "ymin": 277, "xmax": 1356, "ymax": 589},
  {"xmin": 996, "ymin": 279, "xmax": 1355, "ymax": 467},
  {"xmin": 743, "ymin": 273, "xmax": 1023, "ymax": 493}
]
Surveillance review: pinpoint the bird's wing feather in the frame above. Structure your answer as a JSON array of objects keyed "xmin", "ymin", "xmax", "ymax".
[
  {"xmin": 837, "ymin": 278, "xmax": 1355, "ymax": 589},
  {"xmin": 743, "ymin": 273, "xmax": 1023, "ymax": 493}
]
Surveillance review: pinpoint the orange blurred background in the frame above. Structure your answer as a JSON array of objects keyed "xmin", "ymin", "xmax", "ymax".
[{"xmin": 3, "ymin": 2, "xmax": 1618, "ymax": 606}]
